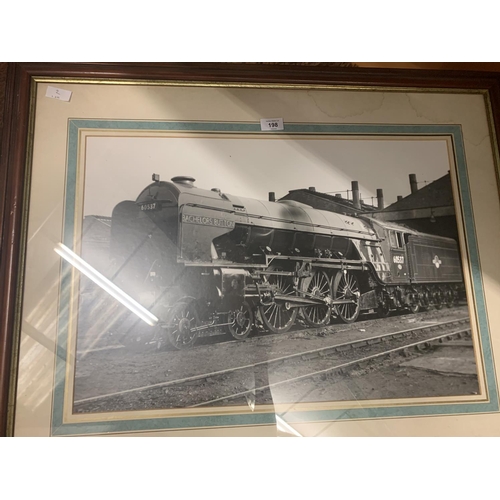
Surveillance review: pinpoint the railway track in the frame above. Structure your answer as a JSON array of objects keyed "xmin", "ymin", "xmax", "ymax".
[
  {"xmin": 73, "ymin": 316, "xmax": 472, "ymax": 412},
  {"xmin": 192, "ymin": 318, "xmax": 472, "ymax": 407},
  {"xmin": 77, "ymin": 303, "xmax": 468, "ymax": 355}
]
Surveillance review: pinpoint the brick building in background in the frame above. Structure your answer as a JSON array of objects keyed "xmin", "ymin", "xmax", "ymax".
[
  {"xmin": 370, "ymin": 173, "xmax": 458, "ymax": 241},
  {"xmin": 279, "ymin": 181, "xmax": 379, "ymax": 216},
  {"xmin": 279, "ymin": 173, "xmax": 458, "ymax": 242}
]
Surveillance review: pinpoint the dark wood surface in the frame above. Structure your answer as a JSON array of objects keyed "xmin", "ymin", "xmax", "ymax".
[
  {"xmin": 0, "ymin": 63, "xmax": 7, "ymax": 133},
  {"xmin": 1, "ymin": 63, "xmax": 500, "ymax": 436}
]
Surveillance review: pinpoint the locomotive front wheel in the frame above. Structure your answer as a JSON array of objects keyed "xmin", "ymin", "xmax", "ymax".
[
  {"xmin": 259, "ymin": 274, "xmax": 297, "ymax": 333},
  {"xmin": 227, "ymin": 301, "xmax": 254, "ymax": 340},
  {"xmin": 166, "ymin": 301, "xmax": 200, "ymax": 350},
  {"xmin": 300, "ymin": 270, "xmax": 332, "ymax": 326},
  {"xmin": 333, "ymin": 270, "xmax": 361, "ymax": 323}
]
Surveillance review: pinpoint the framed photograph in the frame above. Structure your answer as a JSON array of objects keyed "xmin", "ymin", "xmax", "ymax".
[{"xmin": 2, "ymin": 63, "xmax": 500, "ymax": 436}]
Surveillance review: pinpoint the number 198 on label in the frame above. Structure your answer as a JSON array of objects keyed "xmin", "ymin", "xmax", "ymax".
[{"xmin": 260, "ymin": 118, "xmax": 284, "ymax": 131}]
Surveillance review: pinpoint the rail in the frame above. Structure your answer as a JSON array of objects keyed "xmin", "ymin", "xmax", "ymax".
[{"xmin": 73, "ymin": 316, "xmax": 470, "ymax": 407}]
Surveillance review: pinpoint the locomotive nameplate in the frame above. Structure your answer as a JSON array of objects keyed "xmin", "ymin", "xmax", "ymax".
[{"xmin": 182, "ymin": 214, "xmax": 235, "ymax": 228}]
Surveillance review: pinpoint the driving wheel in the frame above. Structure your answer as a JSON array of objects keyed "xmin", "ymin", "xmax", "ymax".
[
  {"xmin": 259, "ymin": 274, "xmax": 297, "ymax": 333},
  {"xmin": 300, "ymin": 270, "xmax": 332, "ymax": 326},
  {"xmin": 332, "ymin": 270, "xmax": 361, "ymax": 323}
]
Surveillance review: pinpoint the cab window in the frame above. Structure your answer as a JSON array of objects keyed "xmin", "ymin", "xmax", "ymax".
[
  {"xmin": 389, "ymin": 231, "xmax": 398, "ymax": 248},
  {"xmin": 396, "ymin": 232, "xmax": 404, "ymax": 248},
  {"xmin": 389, "ymin": 230, "xmax": 404, "ymax": 249}
]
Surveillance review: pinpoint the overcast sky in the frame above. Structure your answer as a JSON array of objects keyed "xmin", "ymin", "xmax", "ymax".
[{"xmin": 84, "ymin": 136, "xmax": 451, "ymax": 216}]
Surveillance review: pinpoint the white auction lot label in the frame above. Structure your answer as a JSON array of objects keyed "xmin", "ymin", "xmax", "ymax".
[
  {"xmin": 45, "ymin": 86, "xmax": 72, "ymax": 102},
  {"xmin": 260, "ymin": 118, "xmax": 284, "ymax": 131}
]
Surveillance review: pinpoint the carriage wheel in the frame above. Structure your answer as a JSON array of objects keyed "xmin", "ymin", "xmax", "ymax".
[
  {"xmin": 419, "ymin": 289, "xmax": 430, "ymax": 311},
  {"xmin": 409, "ymin": 302, "xmax": 420, "ymax": 314},
  {"xmin": 227, "ymin": 301, "xmax": 254, "ymax": 340},
  {"xmin": 433, "ymin": 290, "xmax": 443, "ymax": 310},
  {"xmin": 445, "ymin": 288, "xmax": 455, "ymax": 308},
  {"xmin": 300, "ymin": 270, "xmax": 332, "ymax": 326},
  {"xmin": 259, "ymin": 274, "xmax": 297, "ymax": 333},
  {"xmin": 407, "ymin": 292, "xmax": 420, "ymax": 314},
  {"xmin": 166, "ymin": 300, "xmax": 200, "ymax": 350},
  {"xmin": 332, "ymin": 270, "xmax": 360, "ymax": 323}
]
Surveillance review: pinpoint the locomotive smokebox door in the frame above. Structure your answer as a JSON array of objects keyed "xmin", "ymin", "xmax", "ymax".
[{"xmin": 220, "ymin": 268, "xmax": 247, "ymax": 311}]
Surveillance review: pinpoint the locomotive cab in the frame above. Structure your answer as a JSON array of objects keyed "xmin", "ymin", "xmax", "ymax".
[{"xmin": 387, "ymin": 229, "xmax": 410, "ymax": 282}]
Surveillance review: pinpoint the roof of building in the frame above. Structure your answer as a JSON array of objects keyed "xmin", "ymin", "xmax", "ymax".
[
  {"xmin": 383, "ymin": 173, "xmax": 454, "ymax": 212},
  {"xmin": 280, "ymin": 188, "xmax": 377, "ymax": 212}
]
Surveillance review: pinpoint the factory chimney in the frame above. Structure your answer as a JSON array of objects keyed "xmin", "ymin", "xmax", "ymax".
[
  {"xmin": 268, "ymin": 192, "xmax": 275, "ymax": 202},
  {"xmin": 376, "ymin": 189, "xmax": 385, "ymax": 209},
  {"xmin": 397, "ymin": 195, "xmax": 403, "ymax": 202},
  {"xmin": 409, "ymin": 173, "xmax": 418, "ymax": 194},
  {"xmin": 351, "ymin": 181, "xmax": 361, "ymax": 209}
]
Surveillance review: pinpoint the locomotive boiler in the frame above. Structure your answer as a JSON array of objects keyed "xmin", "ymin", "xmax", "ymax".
[{"xmin": 109, "ymin": 175, "xmax": 464, "ymax": 349}]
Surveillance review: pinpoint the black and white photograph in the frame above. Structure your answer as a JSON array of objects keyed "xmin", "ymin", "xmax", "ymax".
[
  {"xmin": 71, "ymin": 133, "xmax": 478, "ymax": 415},
  {"xmin": 5, "ymin": 62, "xmax": 500, "ymax": 440}
]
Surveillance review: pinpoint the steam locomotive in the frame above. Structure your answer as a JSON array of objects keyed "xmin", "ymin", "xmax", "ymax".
[{"xmin": 110, "ymin": 175, "xmax": 464, "ymax": 350}]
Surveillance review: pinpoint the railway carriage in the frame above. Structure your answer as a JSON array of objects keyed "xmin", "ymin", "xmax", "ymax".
[{"xmin": 109, "ymin": 175, "xmax": 464, "ymax": 349}]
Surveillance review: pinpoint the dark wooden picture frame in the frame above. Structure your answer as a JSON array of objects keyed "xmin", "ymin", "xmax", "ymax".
[{"xmin": 2, "ymin": 62, "xmax": 500, "ymax": 437}]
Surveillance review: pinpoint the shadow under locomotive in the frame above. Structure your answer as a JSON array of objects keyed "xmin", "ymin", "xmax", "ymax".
[{"xmin": 105, "ymin": 175, "xmax": 464, "ymax": 351}]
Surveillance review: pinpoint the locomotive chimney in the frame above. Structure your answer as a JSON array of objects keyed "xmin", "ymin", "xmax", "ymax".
[
  {"xmin": 376, "ymin": 189, "xmax": 385, "ymax": 209},
  {"xmin": 269, "ymin": 192, "xmax": 276, "ymax": 202},
  {"xmin": 335, "ymin": 193, "xmax": 342, "ymax": 198},
  {"xmin": 409, "ymin": 173, "xmax": 418, "ymax": 194},
  {"xmin": 309, "ymin": 186, "xmax": 316, "ymax": 192},
  {"xmin": 397, "ymin": 195, "xmax": 403, "ymax": 202},
  {"xmin": 351, "ymin": 181, "xmax": 361, "ymax": 209},
  {"xmin": 171, "ymin": 176, "xmax": 196, "ymax": 186}
]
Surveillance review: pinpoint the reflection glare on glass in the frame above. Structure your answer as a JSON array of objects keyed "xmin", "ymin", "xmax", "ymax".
[
  {"xmin": 275, "ymin": 415, "xmax": 303, "ymax": 437},
  {"xmin": 54, "ymin": 242, "xmax": 158, "ymax": 326}
]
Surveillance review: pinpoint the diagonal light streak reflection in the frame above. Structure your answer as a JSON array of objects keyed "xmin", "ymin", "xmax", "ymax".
[{"xmin": 54, "ymin": 243, "xmax": 158, "ymax": 327}]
